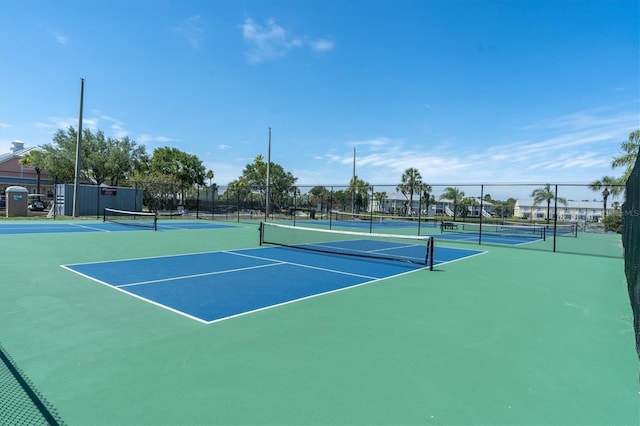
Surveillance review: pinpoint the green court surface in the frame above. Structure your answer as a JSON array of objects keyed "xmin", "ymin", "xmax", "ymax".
[{"xmin": 1, "ymin": 220, "xmax": 638, "ymax": 425}]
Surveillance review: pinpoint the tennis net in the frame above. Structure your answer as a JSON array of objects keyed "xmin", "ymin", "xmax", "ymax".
[
  {"xmin": 500, "ymin": 221, "xmax": 578, "ymax": 237},
  {"xmin": 260, "ymin": 222, "xmax": 434, "ymax": 269},
  {"xmin": 441, "ymin": 222, "xmax": 546, "ymax": 239},
  {"xmin": 103, "ymin": 208, "xmax": 158, "ymax": 230},
  {"xmin": 330, "ymin": 211, "xmax": 438, "ymax": 229}
]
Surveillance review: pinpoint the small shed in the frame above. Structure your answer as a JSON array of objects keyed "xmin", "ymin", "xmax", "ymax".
[{"xmin": 6, "ymin": 186, "xmax": 28, "ymax": 217}]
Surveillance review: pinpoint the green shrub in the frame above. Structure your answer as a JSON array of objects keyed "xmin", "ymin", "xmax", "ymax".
[{"xmin": 604, "ymin": 211, "xmax": 622, "ymax": 233}]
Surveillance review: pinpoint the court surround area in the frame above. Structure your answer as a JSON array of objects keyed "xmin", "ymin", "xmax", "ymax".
[{"xmin": 0, "ymin": 218, "xmax": 638, "ymax": 425}]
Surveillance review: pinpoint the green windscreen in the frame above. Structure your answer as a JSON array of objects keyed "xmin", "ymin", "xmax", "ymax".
[
  {"xmin": 0, "ymin": 343, "xmax": 64, "ymax": 425},
  {"xmin": 623, "ymin": 149, "xmax": 640, "ymax": 360}
]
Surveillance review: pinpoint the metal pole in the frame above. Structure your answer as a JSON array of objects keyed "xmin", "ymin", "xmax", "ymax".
[
  {"xmin": 369, "ymin": 185, "xmax": 374, "ymax": 234},
  {"xmin": 351, "ymin": 147, "xmax": 355, "ymax": 214},
  {"xmin": 265, "ymin": 127, "xmax": 271, "ymax": 221},
  {"xmin": 72, "ymin": 78, "xmax": 84, "ymax": 218},
  {"xmin": 479, "ymin": 184, "xmax": 484, "ymax": 245},
  {"xmin": 553, "ymin": 184, "xmax": 559, "ymax": 252}
]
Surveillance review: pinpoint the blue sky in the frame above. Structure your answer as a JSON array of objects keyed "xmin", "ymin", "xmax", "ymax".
[{"xmin": 1, "ymin": 0, "xmax": 638, "ymax": 199}]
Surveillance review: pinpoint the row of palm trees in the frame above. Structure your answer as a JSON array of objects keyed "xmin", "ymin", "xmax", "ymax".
[
  {"xmin": 394, "ymin": 171, "xmax": 621, "ymax": 223},
  {"xmin": 392, "ymin": 130, "xmax": 638, "ymax": 222}
]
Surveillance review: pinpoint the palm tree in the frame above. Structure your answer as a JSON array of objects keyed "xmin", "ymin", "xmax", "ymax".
[
  {"xmin": 19, "ymin": 149, "xmax": 47, "ymax": 195},
  {"xmin": 440, "ymin": 187, "xmax": 465, "ymax": 221},
  {"xmin": 612, "ymin": 129, "xmax": 640, "ymax": 183},
  {"xmin": 589, "ymin": 176, "xmax": 622, "ymax": 228},
  {"xmin": 396, "ymin": 168, "xmax": 423, "ymax": 215},
  {"xmin": 418, "ymin": 182, "xmax": 434, "ymax": 217},
  {"xmin": 373, "ymin": 191, "xmax": 387, "ymax": 213},
  {"xmin": 347, "ymin": 176, "xmax": 370, "ymax": 213},
  {"xmin": 530, "ymin": 184, "xmax": 567, "ymax": 223}
]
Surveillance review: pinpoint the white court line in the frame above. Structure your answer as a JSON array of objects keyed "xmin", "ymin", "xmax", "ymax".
[
  {"xmin": 61, "ymin": 246, "xmax": 432, "ymax": 325},
  {"xmin": 203, "ymin": 265, "xmax": 425, "ymax": 325},
  {"xmin": 433, "ymin": 249, "xmax": 488, "ymax": 267},
  {"xmin": 60, "ymin": 264, "xmax": 210, "ymax": 324},
  {"xmin": 227, "ymin": 250, "xmax": 383, "ymax": 280},
  {"xmin": 118, "ymin": 262, "xmax": 286, "ymax": 288},
  {"xmin": 69, "ymin": 223, "xmax": 112, "ymax": 232}
]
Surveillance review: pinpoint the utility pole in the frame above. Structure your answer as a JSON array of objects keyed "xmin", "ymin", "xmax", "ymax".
[
  {"xmin": 72, "ymin": 78, "xmax": 84, "ymax": 218},
  {"xmin": 265, "ymin": 127, "xmax": 271, "ymax": 221}
]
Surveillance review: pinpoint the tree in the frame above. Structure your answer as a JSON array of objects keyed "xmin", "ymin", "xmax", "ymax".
[
  {"xmin": 396, "ymin": 168, "xmax": 423, "ymax": 215},
  {"xmin": 492, "ymin": 198, "xmax": 516, "ymax": 219},
  {"xmin": 233, "ymin": 155, "xmax": 297, "ymax": 213},
  {"xmin": 223, "ymin": 177, "xmax": 252, "ymax": 204},
  {"xmin": 604, "ymin": 211, "xmax": 623, "ymax": 233},
  {"xmin": 440, "ymin": 187, "xmax": 465, "ymax": 221},
  {"xmin": 308, "ymin": 186, "xmax": 330, "ymax": 211},
  {"xmin": 531, "ymin": 184, "xmax": 568, "ymax": 223},
  {"xmin": 374, "ymin": 191, "xmax": 387, "ymax": 213},
  {"xmin": 41, "ymin": 128, "xmax": 79, "ymax": 183},
  {"xmin": 458, "ymin": 197, "xmax": 479, "ymax": 219},
  {"xmin": 103, "ymin": 136, "xmax": 148, "ymax": 185},
  {"xmin": 205, "ymin": 170, "xmax": 215, "ymax": 187},
  {"xmin": 418, "ymin": 182, "xmax": 434, "ymax": 216},
  {"xmin": 589, "ymin": 176, "xmax": 622, "ymax": 226},
  {"xmin": 309, "ymin": 186, "xmax": 329, "ymax": 199},
  {"xmin": 19, "ymin": 149, "xmax": 47, "ymax": 195},
  {"xmin": 150, "ymin": 147, "xmax": 206, "ymax": 203},
  {"xmin": 347, "ymin": 176, "xmax": 370, "ymax": 213},
  {"xmin": 41, "ymin": 126, "xmax": 147, "ymax": 186},
  {"xmin": 612, "ymin": 129, "xmax": 640, "ymax": 183},
  {"xmin": 129, "ymin": 171, "xmax": 175, "ymax": 211},
  {"xmin": 330, "ymin": 189, "xmax": 349, "ymax": 212}
]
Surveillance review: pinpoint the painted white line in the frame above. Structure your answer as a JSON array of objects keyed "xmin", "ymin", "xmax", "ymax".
[
  {"xmin": 203, "ymin": 266, "xmax": 427, "ymax": 325},
  {"xmin": 70, "ymin": 223, "xmax": 112, "ymax": 232},
  {"xmin": 227, "ymin": 250, "xmax": 382, "ymax": 280},
  {"xmin": 434, "ymin": 249, "xmax": 488, "ymax": 267},
  {"xmin": 118, "ymin": 262, "xmax": 286, "ymax": 288},
  {"xmin": 61, "ymin": 264, "xmax": 210, "ymax": 324}
]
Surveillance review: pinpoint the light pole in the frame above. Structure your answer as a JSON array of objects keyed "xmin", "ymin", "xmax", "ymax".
[{"xmin": 602, "ymin": 187, "xmax": 610, "ymax": 230}]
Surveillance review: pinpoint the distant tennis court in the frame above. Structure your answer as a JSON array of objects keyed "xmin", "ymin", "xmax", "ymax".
[{"xmin": 0, "ymin": 219, "xmax": 233, "ymax": 235}]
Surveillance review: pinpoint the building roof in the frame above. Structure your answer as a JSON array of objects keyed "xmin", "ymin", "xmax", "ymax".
[{"xmin": 0, "ymin": 140, "xmax": 39, "ymax": 164}]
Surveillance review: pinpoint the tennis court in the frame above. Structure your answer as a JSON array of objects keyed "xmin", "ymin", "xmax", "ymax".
[
  {"xmin": 1, "ymin": 218, "xmax": 638, "ymax": 425},
  {"xmin": 0, "ymin": 219, "xmax": 233, "ymax": 234},
  {"xmin": 62, "ymin": 227, "xmax": 482, "ymax": 324},
  {"xmin": 290, "ymin": 216, "xmax": 579, "ymax": 247}
]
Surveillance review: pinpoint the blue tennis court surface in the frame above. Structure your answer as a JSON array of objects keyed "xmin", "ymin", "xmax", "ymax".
[
  {"xmin": 0, "ymin": 220, "xmax": 234, "ymax": 234},
  {"xmin": 293, "ymin": 220, "xmax": 546, "ymax": 246},
  {"xmin": 63, "ymin": 244, "xmax": 484, "ymax": 324}
]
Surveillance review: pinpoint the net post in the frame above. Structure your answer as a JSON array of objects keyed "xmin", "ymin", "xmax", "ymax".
[
  {"xmin": 153, "ymin": 211, "xmax": 158, "ymax": 231},
  {"xmin": 103, "ymin": 207, "xmax": 106, "ymax": 223},
  {"xmin": 426, "ymin": 236, "xmax": 434, "ymax": 271},
  {"xmin": 259, "ymin": 222, "xmax": 264, "ymax": 246},
  {"xmin": 430, "ymin": 236, "xmax": 434, "ymax": 270}
]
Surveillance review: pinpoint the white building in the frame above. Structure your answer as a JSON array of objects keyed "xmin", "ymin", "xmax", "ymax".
[
  {"xmin": 373, "ymin": 193, "xmax": 493, "ymax": 217},
  {"xmin": 514, "ymin": 199, "xmax": 611, "ymax": 222}
]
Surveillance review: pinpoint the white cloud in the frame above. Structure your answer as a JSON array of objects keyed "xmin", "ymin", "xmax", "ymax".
[
  {"xmin": 51, "ymin": 31, "xmax": 68, "ymax": 45},
  {"xmin": 240, "ymin": 18, "xmax": 333, "ymax": 64},
  {"xmin": 311, "ymin": 38, "xmax": 334, "ymax": 52},
  {"xmin": 173, "ymin": 15, "xmax": 204, "ymax": 49},
  {"xmin": 137, "ymin": 134, "xmax": 174, "ymax": 144},
  {"xmin": 313, "ymin": 105, "xmax": 636, "ymax": 189}
]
